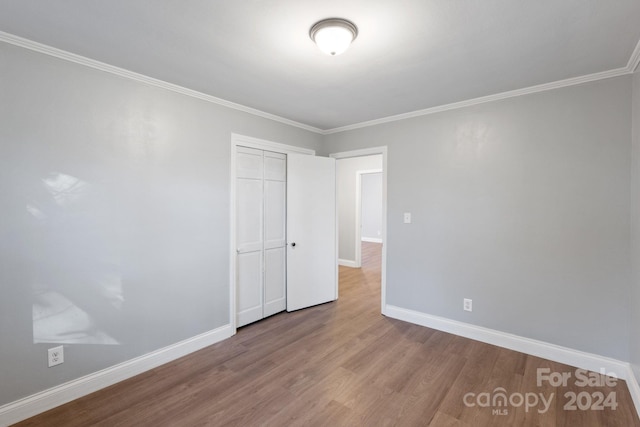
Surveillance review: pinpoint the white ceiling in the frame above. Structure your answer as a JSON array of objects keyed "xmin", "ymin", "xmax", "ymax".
[{"xmin": 1, "ymin": 1, "xmax": 639, "ymax": 132}]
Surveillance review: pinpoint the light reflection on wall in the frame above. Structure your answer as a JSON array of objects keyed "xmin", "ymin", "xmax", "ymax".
[
  {"xmin": 453, "ymin": 120, "xmax": 490, "ymax": 163},
  {"xmin": 30, "ymin": 172, "xmax": 123, "ymax": 345}
]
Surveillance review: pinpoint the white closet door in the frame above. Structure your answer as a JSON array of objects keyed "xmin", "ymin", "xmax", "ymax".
[
  {"xmin": 236, "ymin": 148, "xmax": 287, "ymax": 327},
  {"xmin": 236, "ymin": 147, "xmax": 264, "ymax": 327},
  {"xmin": 263, "ymin": 152, "xmax": 287, "ymax": 317}
]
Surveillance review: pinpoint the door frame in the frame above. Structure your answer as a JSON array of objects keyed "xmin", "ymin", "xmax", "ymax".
[
  {"xmin": 330, "ymin": 147, "xmax": 388, "ymax": 315},
  {"xmin": 355, "ymin": 169, "xmax": 383, "ymax": 268},
  {"xmin": 230, "ymin": 133, "xmax": 315, "ymax": 331}
]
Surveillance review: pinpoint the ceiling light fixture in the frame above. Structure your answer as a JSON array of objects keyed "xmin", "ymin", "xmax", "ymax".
[{"xmin": 309, "ymin": 18, "xmax": 358, "ymax": 56}]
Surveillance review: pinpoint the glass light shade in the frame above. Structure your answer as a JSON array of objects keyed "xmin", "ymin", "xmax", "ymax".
[
  {"xmin": 310, "ymin": 18, "xmax": 358, "ymax": 56},
  {"xmin": 314, "ymin": 26, "xmax": 353, "ymax": 56}
]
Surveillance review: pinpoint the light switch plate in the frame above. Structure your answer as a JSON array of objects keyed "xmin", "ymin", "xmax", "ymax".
[{"xmin": 403, "ymin": 212, "xmax": 411, "ymax": 224}]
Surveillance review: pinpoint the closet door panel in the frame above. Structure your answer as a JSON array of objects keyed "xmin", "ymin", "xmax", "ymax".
[
  {"xmin": 264, "ymin": 246, "xmax": 286, "ymax": 317},
  {"xmin": 237, "ymin": 251, "xmax": 263, "ymax": 327},
  {"xmin": 236, "ymin": 147, "xmax": 264, "ymax": 327},
  {"xmin": 264, "ymin": 152, "xmax": 286, "ymax": 181},
  {"xmin": 237, "ymin": 147, "xmax": 263, "ymax": 179},
  {"xmin": 264, "ymin": 152, "xmax": 287, "ymax": 318},
  {"xmin": 264, "ymin": 180, "xmax": 286, "ymax": 250},
  {"xmin": 236, "ymin": 148, "xmax": 287, "ymax": 326},
  {"xmin": 237, "ymin": 178, "xmax": 263, "ymax": 253}
]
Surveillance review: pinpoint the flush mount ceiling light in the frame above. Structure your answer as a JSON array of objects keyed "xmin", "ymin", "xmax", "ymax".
[{"xmin": 309, "ymin": 18, "xmax": 358, "ymax": 56}]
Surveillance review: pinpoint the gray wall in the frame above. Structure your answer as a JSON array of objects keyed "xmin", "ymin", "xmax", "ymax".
[
  {"xmin": 336, "ymin": 155, "xmax": 382, "ymax": 262},
  {"xmin": 632, "ymin": 69, "xmax": 640, "ymax": 381},
  {"xmin": 321, "ymin": 76, "xmax": 632, "ymax": 360},
  {"xmin": 0, "ymin": 42, "xmax": 322, "ymax": 406},
  {"xmin": 361, "ymin": 172, "xmax": 383, "ymax": 241}
]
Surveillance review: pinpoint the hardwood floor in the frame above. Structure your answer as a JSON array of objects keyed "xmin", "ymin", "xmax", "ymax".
[{"xmin": 15, "ymin": 242, "xmax": 640, "ymax": 426}]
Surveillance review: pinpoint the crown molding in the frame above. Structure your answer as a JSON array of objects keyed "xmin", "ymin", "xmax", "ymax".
[
  {"xmin": 2, "ymin": 30, "xmax": 638, "ymax": 136},
  {"xmin": 628, "ymin": 38, "xmax": 640, "ymax": 72},
  {"xmin": 322, "ymin": 66, "xmax": 632, "ymax": 134},
  {"xmin": 0, "ymin": 31, "xmax": 324, "ymax": 135}
]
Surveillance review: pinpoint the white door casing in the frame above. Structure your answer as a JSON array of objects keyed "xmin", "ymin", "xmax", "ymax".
[{"xmin": 286, "ymin": 153, "xmax": 337, "ymax": 312}]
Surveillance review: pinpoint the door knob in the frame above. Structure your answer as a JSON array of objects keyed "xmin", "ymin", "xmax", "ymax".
[{"xmin": 291, "ymin": 242, "xmax": 296, "ymax": 247}]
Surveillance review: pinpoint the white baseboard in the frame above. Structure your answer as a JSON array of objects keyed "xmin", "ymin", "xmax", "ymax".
[
  {"xmin": 361, "ymin": 237, "xmax": 383, "ymax": 243},
  {"xmin": 625, "ymin": 366, "xmax": 640, "ymax": 420},
  {"xmin": 0, "ymin": 324, "xmax": 234, "ymax": 426},
  {"xmin": 384, "ymin": 304, "xmax": 630, "ymax": 379},
  {"xmin": 338, "ymin": 259, "xmax": 358, "ymax": 268}
]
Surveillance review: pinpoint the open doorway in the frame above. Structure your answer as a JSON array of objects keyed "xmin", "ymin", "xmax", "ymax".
[
  {"xmin": 356, "ymin": 169, "xmax": 383, "ymax": 266},
  {"xmin": 330, "ymin": 147, "xmax": 387, "ymax": 313}
]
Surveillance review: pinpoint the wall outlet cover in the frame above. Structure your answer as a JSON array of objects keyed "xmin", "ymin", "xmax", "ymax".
[{"xmin": 48, "ymin": 346, "xmax": 64, "ymax": 367}]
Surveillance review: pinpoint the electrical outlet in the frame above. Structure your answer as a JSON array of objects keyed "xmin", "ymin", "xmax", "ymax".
[
  {"xmin": 48, "ymin": 346, "xmax": 64, "ymax": 367},
  {"xmin": 463, "ymin": 298, "xmax": 472, "ymax": 312}
]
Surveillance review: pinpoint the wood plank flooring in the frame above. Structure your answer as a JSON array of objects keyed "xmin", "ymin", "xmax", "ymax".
[{"xmin": 14, "ymin": 242, "xmax": 640, "ymax": 426}]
